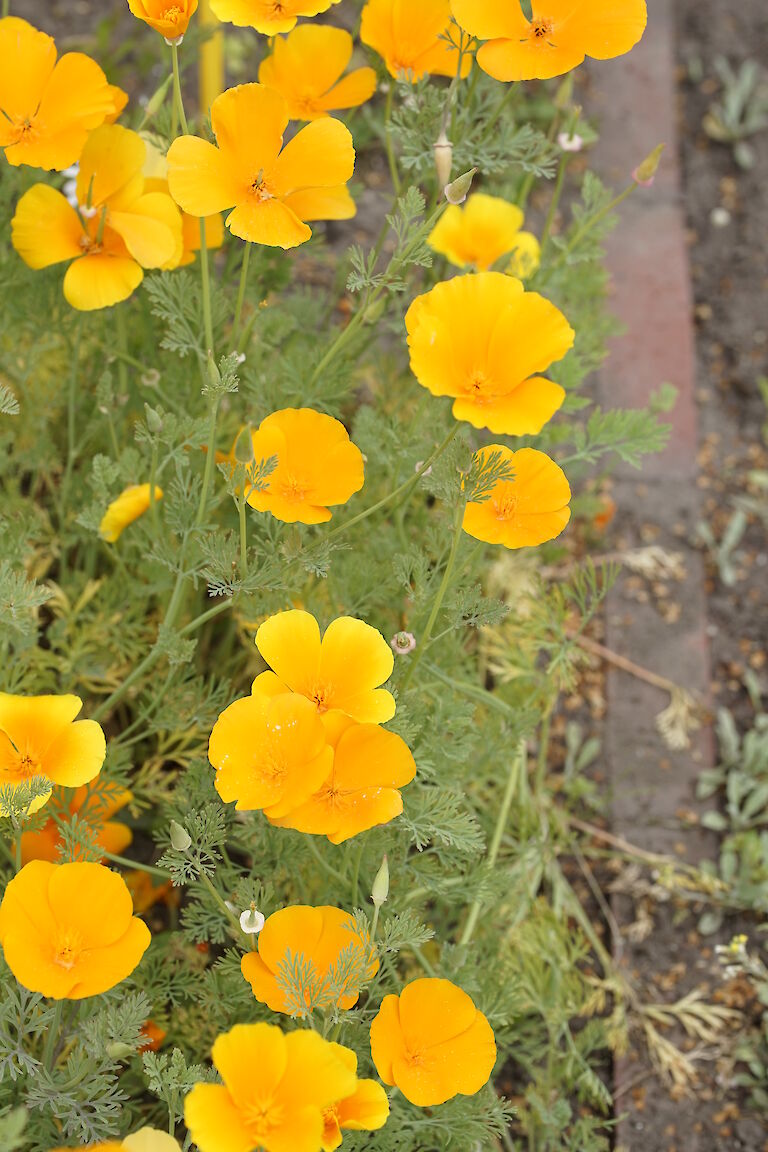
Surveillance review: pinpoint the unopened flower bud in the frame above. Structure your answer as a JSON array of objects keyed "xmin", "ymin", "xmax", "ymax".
[
  {"xmin": 143, "ymin": 74, "xmax": 174, "ymax": 122},
  {"xmin": 444, "ymin": 167, "xmax": 477, "ymax": 206},
  {"xmin": 106, "ymin": 1041, "xmax": 135, "ymax": 1060},
  {"xmin": 433, "ymin": 130, "xmax": 453, "ymax": 190},
  {"xmin": 240, "ymin": 904, "xmax": 265, "ymax": 935},
  {"xmin": 391, "ymin": 631, "xmax": 416, "ymax": 655},
  {"xmin": 206, "ymin": 350, "xmax": 220, "ymax": 388},
  {"xmin": 169, "ymin": 820, "xmax": 191, "ymax": 852},
  {"xmin": 145, "ymin": 404, "xmax": 163, "ymax": 434},
  {"xmin": 632, "ymin": 143, "xmax": 665, "ymax": 187},
  {"xmin": 371, "ymin": 855, "xmax": 389, "ymax": 908},
  {"xmin": 234, "ymin": 425, "xmax": 255, "ymax": 464}
]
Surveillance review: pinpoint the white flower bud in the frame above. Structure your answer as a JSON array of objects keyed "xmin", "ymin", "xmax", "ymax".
[
  {"xmin": 240, "ymin": 905, "xmax": 265, "ymax": 935},
  {"xmin": 433, "ymin": 131, "xmax": 453, "ymax": 190}
]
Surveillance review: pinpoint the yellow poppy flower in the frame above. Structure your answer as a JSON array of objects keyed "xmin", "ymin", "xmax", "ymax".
[
  {"xmin": 127, "ymin": 0, "xmax": 199, "ymax": 39},
  {"xmin": 360, "ymin": 0, "xmax": 472, "ymax": 82},
  {"xmin": 240, "ymin": 904, "xmax": 377, "ymax": 1014},
  {"xmin": 19, "ymin": 783, "xmax": 133, "ymax": 865},
  {"xmin": 322, "ymin": 1045, "xmax": 389, "ymax": 1151},
  {"xmin": 428, "ymin": 193, "xmax": 539, "ymax": 276},
  {"xmin": 167, "ymin": 84, "xmax": 355, "ymax": 248},
  {"xmin": 507, "ymin": 230, "xmax": 541, "ymax": 279},
  {"xmin": 253, "ymin": 609, "xmax": 395, "ymax": 723},
  {"xmin": 12, "ymin": 125, "xmax": 183, "ymax": 311},
  {"xmin": 370, "ymin": 977, "xmax": 496, "ymax": 1106},
  {"xmin": 209, "ymin": 0, "xmax": 341, "ymax": 34},
  {"xmin": 0, "ymin": 860, "xmax": 151, "ymax": 999},
  {"xmin": 99, "ymin": 484, "xmax": 164, "ymax": 542},
  {"xmin": 0, "ymin": 693, "xmax": 106, "ymax": 816},
  {"xmin": 267, "ymin": 714, "xmax": 416, "ymax": 843},
  {"xmin": 51, "ymin": 1129, "xmax": 181, "ymax": 1152},
  {"xmin": 463, "ymin": 445, "xmax": 571, "ymax": 548},
  {"xmin": 208, "ymin": 692, "xmax": 334, "ymax": 815},
  {"xmin": 229, "ymin": 408, "xmax": 364, "ymax": 525},
  {"xmin": 183, "ymin": 1022, "xmax": 358, "ymax": 1152},
  {"xmin": 450, "ymin": 0, "xmax": 647, "ymax": 82},
  {"xmin": 258, "ymin": 25, "xmax": 377, "ymax": 121},
  {"xmin": 0, "ymin": 17, "xmax": 124, "ymax": 170},
  {"xmin": 405, "ymin": 271, "xmax": 574, "ymax": 436},
  {"xmin": 143, "ymin": 142, "xmax": 226, "ymax": 266}
]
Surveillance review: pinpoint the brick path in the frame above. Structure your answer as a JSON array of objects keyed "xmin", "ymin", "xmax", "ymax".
[{"xmin": 588, "ymin": 1, "xmax": 719, "ymax": 1147}]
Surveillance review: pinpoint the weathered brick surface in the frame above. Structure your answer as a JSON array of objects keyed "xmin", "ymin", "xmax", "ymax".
[{"xmin": 588, "ymin": 1, "xmax": 718, "ymax": 1146}]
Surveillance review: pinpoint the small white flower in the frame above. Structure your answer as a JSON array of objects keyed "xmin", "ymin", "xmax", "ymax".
[
  {"xmin": 391, "ymin": 631, "xmax": 416, "ymax": 655},
  {"xmin": 558, "ymin": 132, "xmax": 584, "ymax": 153},
  {"xmin": 240, "ymin": 905, "xmax": 265, "ymax": 935}
]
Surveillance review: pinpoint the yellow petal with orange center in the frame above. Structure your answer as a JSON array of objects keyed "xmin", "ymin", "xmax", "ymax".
[
  {"xmin": 183, "ymin": 1083, "xmax": 254, "ymax": 1152},
  {"xmin": 11, "ymin": 185, "xmax": 84, "ymax": 270},
  {"xmin": 167, "ymin": 135, "xmax": 245, "ymax": 217},
  {"xmin": 63, "ymin": 253, "xmax": 144, "ymax": 311}
]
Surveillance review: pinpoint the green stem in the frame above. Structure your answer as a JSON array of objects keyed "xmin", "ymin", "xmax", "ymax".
[
  {"xmin": 459, "ymin": 738, "xmax": 527, "ymax": 946},
  {"xmin": 199, "ymin": 871, "xmax": 243, "ymax": 938},
  {"xmin": 1, "ymin": 0, "xmax": 9, "ymax": 18},
  {"xmin": 305, "ymin": 836, "xmax": 347, "ymax": 888},
  {"xmin": 43, "ymin": 1001, "xmax": 64, "ymax": 1071},
  {"xmin": 62, "ymin": 314, "xmax": 84, "ymax": 500},
  {"xmin": 196, "ymin": 398, "xmax": 220, "ymax": 524},
  {"xmin": 540, "ymin": 152, "xmax": 568, "ymax": 254},
  {"xmin": 199, "ymin": 218, "xmax": 215, "ymax": 356},
  {"xmin": 231, "ymin": 242, "xmax": 251, "ymax": 352},
  {"xmin": 15, "ymin": 829, "xmax": 22, "ymax": 873},
  {"xmin": 544, "ymin": 182, "xmax": 636, "ymax": 279},
  {"xmin": 327, "ymin": 424, "xmax": 459, "ymax": 542},
  {"xmin": 422, "ymin": 662, "xmax": 517, "ymax": 721},
  {"xmin": 477, "ymin": 85, "xmax": 516, "ymax": 149},
  {"xmin": 170, "ymin": 42, "xmax": 189, "ymax": 135},
  {"xmin": 238, "ymin": 496, "xmax": 248, "ymax": 578},
  {"xmin": 102, "ymin": 851, "xmax": 169, "ymax": 880},
  {"xmin": 177, "ymin": 596, "xmax": 232, "ymax": 636},
  {"xmin": 311, "ymin": 200, "xmax": 447, "ymax": 386},
  {"xmin": 149, "ymin": 443, "xmax": 159, "ymax": 524},
  {"xmin": 350, "ymin": 843, "xmax": 363, "ymax": 907},
  {"xmin": 400, "ymin": 500, "xmax": 465, "ymax": 693},
  {"xmin": 115, "ymin": 303, "xmax": 130, "ymax": 398},
  {"xmin": 384, "ymin": 86, "xmax": 401, "ymax": 195}
]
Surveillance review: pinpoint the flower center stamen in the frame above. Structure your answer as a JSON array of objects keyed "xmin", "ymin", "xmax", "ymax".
[
  {"xmin": 492, "ymin": 491, "xmax": 520, "ymax": 521},
  {"xmin": 163, "ymin": 4, "xmax": 183, "ymax": 21},
  {"xmin": 526, "ymin": 19, "xmax": 556, "ymax": 47},
  {"xmin": 54, "ymin": 929, "xmax": 83, "ymax": 970}
]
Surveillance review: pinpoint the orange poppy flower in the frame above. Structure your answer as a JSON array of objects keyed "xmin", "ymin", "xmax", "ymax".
[
  {"xmin": 208, "ymin": 691, "xmax": 333, "ymax": 816},
  {"xmin": 0, "ymin": 17, "xmax": 125, "ymax": 170},
  {"xmin": 231, "ymin": 409, "xmax": 365, "ymax": 525},
  {"xmin": 405, "ymin": 272, "xmax": 574, "ymax": 436},
  {"xmin": 258, "ymin": 25, "xmax": 377, "ymax": 121},
  {"xmin": 127, "ymin": 0, "xmax": 199, "ymax": 39},
  {"xmin": 241, "ymin": 905, "xmax": 377, "ymax": 1014},
  {"xmin": 463, "ymin": 446, "xmax": 571, "ymax": 548},
  {"xmin": 12, "ymin": 125, "xmax": 183, "ymax": 311},
  {"xmin": 139, "ymin": 1019, "xmax": 168, "ymax": 1052},
  {"xmin": 167, "ymin": 84, "xmax": 356, "ymax": 249},
  {"xmin": 0, "ymin": 860, "xmax": 151, "ymax": 999},
  {"xmin": 450, "ymin": 0, "xmax": 647, "ymax": 82},
  {"xmin": 253, "ymin": 609, "xmax": 394, "ymax": 723},
  {"xmin": 427, "ymin": 193, "xmax": 540, "ymax": 276},
  {"xmin": 100, "ymin": 484, "xmax": 164, "ymax": 542},
  {"xmin": 184, "ymin": 1022, "xmax": 358, "ymax": 1152},
  {"xmin": 210, "ymin": 0, "xmax": 341, "ymax": 34},
  {"xmin": 19, "ymin": 783, "xmax": 133, "ymax": 865},
  {"xmin": 125, "ymin": 870, "xmax": 178, "ymax": 915},
  {"xmin": 360, "ymin": 0, "xmax": 472, "ymax": 82},
  {"xmin": 322, "ymin": 1045, "xmax": 389, "ymax": 1151},
  {"xmin": 51, "ymin": 1130, "xmax": 180, "ymax": 1152},
  {"xmin": 0, "ymin": 693, "xmax": 106, "ymax": 816},
  {"xmin": 370, "ymin": 977, "xmax": 496, "ymax": 1106},
  {"xmin": 268, "ymin": 714, "xmax": 416, "ymax": 843}
]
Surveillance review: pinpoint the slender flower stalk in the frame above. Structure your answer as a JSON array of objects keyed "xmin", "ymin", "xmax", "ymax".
[
  {"xmin": 459, "ymin": 739, "xmax": 528, "ymax": 946},
  {"xmin": 400, "ymin": 498, "xmax": 466, "ymax": 693}
]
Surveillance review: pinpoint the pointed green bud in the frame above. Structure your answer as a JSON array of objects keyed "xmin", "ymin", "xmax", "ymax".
[
  {"xmin": 144, "ymin": 404, "xmax": 163, "ymax": 435},
  {"xmin": 234, "ymin": 424, "xmax": 256, "ymax": 464},
  {"xmin": 371, "ymin": 855, "xmax": 389, "ymax": 908},
  {"xmin": 633, "ymin": 143, "xmax": 665, "ymax": 187},
  {"xmin": 142, "ymin": 74, "xmax": 174, "ymax": 124},
  {"xmin": 444, "ymin": 167, "xmax": 477, "ymax": 206},
  {"xmin": 169, "ymin": 820, "xmax": 191, "ymax": 852}
]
